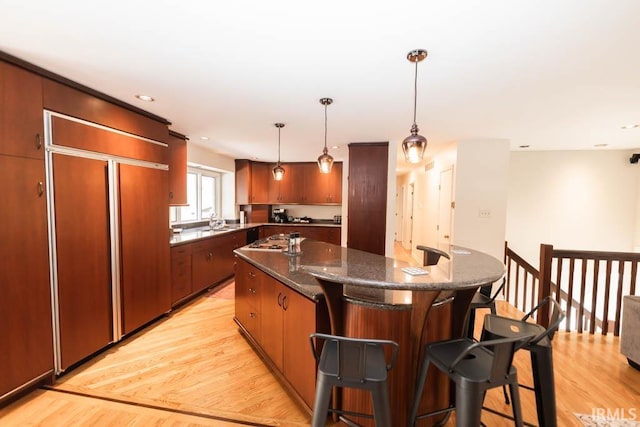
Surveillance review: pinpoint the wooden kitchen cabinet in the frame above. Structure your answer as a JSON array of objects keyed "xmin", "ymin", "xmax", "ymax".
[
  {"xmin": 285, "ymin": 163, "xmax": 305, "ymax": 202},
  {"xmin": 237, "ymin": 160, "xmax": 342, "ymax": 205},
  {"xmin": 304, "ymin": 162, "xmax": 342, "ymax": 204},
  {"xmin": 119, "ymin": 164, "xmax": 171, "ymax": 335},
  {"xmin": 326, "ymin": 162, "xmax": 342, "ymax": 204},
  {"xmin": 268, "ymin": 163, "xmax": 293, "ymax": 203},
  {"xmin": 191, "ymin": 239, "xmax": 218, "ymax": 293},
  {"xmin": 167, "ymin": 131, "xmax": 188, "ymax": 205},
  {"xmin": 0, "ymin": 155, "xmax": 53, "ymax": 400},
  {"xmin": 171, "ymin": 229, "xmax": 247, "ymax": 306},
  {"xmin": 214, "ymin": 230, "xmax": 247, "ymax": 280},
  {"xmin": 52, "ymin": 154, "xmax": 113, "ymax": 371},
  {"xmin": 235, "ymin": 159, "xmax": 270, "ymax": 204},
  {"xmin": 0, "ymin": 61, "xmax": 45, "ymax": 159},
  {"xmin": 43, "ymin": 78, "xmax": 170, "ymax": 144},
  {"xmin": 234, "ymin": 259, "xmax": 263, "ymax": 342},
  {"xmin": 263, "ymin": 278, "xmax": 319, "ymax": 408},
  {"xmin": 282, "ymin": 287, "xmax": 319, "ymax": 408},
  {"xmin": 261, "ymin": 279, "xmax": 285, "ymax": 372},
  {"xmin": 234, "ymin": 257, "xmax": 327, "ymax": 410},
  {"xmin": 190, "ymin": 230, "xmax": 246, "ymax": 294},
  {"xmin": 171, "ymin": 245, "xmax": 192, "ymax": 305}
]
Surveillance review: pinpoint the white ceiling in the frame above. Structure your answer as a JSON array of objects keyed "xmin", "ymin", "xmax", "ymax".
[{"xmin": 2, "ymin": 1, "xmax": 640, "ymax": 169}]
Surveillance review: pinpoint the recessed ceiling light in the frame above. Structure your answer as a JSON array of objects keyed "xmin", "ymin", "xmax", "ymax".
[
  {"xmin": 200, "ymin": 136, "xmax": 210, "ymax": 141},
  {"xmin": 135, "ymin": 94, "xmax": 154, "ymax": 102},
  {"xmin": 519, "ymin": 145, "xmax": 530, "ymax": 149},
  {"xmin": 621, "ymin": 124, "xmax": 639, "ymax": 129},
  {"xmin": 594, "ymin": 143, "xmax": 608, "ymax": 147}
]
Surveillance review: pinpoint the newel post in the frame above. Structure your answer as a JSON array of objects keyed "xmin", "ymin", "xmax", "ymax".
[{"xmin": 538, "ymin": 244, "xmax": 554, "ymax": 328}]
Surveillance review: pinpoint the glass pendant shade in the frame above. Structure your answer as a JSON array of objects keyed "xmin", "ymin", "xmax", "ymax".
[
  {"xmin": 402, "ymin": 49, "xmax": 428, "ymax": 164},
  {"xmin": 317, "ymin": 147, "xmax": 334, "ymax": 174},
  {"xmin": 317, "ymin": 97, "xmax": 334, "ymax": 174},
  {"xmin": 402, "ymin": 124, "xmax": 427, "ymax": 164},
  {"xmin": 272, "ymin": 123, "xmax": 285, "ymax": 181},
  {"xmin": 272, "ymin": 164, "xmax": 285, "ymax": 181}
]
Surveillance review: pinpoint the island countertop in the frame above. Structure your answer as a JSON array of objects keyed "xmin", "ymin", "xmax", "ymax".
[{"xmin": 234, "ymin": 238, "xmax": 505, "ymax": 305}]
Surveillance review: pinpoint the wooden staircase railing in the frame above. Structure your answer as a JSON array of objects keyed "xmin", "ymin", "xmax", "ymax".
[{"xmin": 503, "ymin": 242, "xmax": 640, "ymax": 335}]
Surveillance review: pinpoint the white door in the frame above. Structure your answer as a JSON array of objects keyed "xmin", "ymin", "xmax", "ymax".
[{"xmin": 438, "ymin": 168, "xmax": 454, "ymax": 248}]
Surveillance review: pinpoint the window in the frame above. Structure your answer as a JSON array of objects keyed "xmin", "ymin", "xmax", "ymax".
[{"xmin": 170, "ymin": 167, "xmax": 221, "ymax": 224}]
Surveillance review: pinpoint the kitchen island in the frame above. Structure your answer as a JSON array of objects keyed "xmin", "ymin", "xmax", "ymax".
[{"xmin": 233, "ymin": 238, "xmax": 505, "ymax": 426}]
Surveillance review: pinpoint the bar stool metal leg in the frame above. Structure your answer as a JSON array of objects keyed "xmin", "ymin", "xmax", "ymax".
[
  {"xmin": 371, "ymin": 382, "xmax": 392, "ymax": 427},
  {"xmin": 312, "ymin": 376, "xmax": 332, "ymax": 427},
  {"xmin": 531, "ymin": 347, "xmax": 557, "ymax": 427},
  {"xmin": 455, "ymin": 385, "xmax": 484, "ymax": 427}
]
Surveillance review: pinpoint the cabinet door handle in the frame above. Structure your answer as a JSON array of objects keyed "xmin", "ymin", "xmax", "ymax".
[
  {"xmin": 277, "ymin": 292, "xmax": 282, "ymax": 306},
  {"xmin": 169, "ymin": 191, "xmax": 174, "ymax": 200},
  {"xmin": 248, "ymin": 287, "xmax": 255, "ymax": 294},
  {"xmin": 249, "ymin": 271, "xmax": 255, "ymax": 279},
  {"xmin": 249, "ymin": 312, "xmax": 256, "ymax": 319},
  {"xmin": 282, "ymin": 295, "xmax": 288, "ymax": 311},
  {"xmin": 35, "ymin": 133, "xmax": 42, "ymax": 150},
  {"xmin": 37, "ymin": 181, "xmax": 44, "ymax": 197}
]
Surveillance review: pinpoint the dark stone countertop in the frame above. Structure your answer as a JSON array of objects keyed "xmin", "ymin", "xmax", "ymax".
[
  {"xmin": 234, "ymin": 239, "xmax": 505, "ymax": 307},
  {"xmin": 170, "ymin": 222, "xmax": 341, "ymax": 246}
]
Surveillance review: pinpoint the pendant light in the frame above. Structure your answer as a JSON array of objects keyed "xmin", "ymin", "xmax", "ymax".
[
  {"xmin": 317, "ymin": 97, "xmax": 334, "ymax": 174},
  {"xmin": 272, "ymin": 123, "xmax": 285, "ymax": 181},
  {"xmin": 402, "ymin": 49, "xmax": 428, "ymax": 163}
]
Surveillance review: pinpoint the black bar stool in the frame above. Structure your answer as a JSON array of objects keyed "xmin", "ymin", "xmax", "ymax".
[
  {"xmin": 481, "ymin": 296, "xmax": 566, "ymax": 427},
  {"xmin": 409, "ymin": 334, "xmax": 534, "ymax": 427},
  {"xmin": 309, "ymin": 333, "xmax": 399, "ymax": 427}
]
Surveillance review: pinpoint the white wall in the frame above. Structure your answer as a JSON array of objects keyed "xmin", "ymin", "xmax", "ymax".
[
  {"xmin": 454, "ymin": 139, "xmax": 510, "ymax": 260},
  {"xmin": 506, "ymin": 149, "xmax": 639, "ymax": 267}
]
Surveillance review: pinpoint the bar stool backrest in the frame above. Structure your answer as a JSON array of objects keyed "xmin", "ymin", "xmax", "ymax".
[
  {"xmin": 309, "ymin": 333, "xmax": 399, "ymax": 382},
  {"xmin": 522, "ymin": 296, "xmax": 566, "ymax": 345},
  {"xmin": 448, "ymin": 335, "xmax": 535, "ymax": 383}
]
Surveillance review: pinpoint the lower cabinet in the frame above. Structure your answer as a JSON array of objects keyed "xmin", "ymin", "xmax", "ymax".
[
  {"xmin": 234, "ymin": 257, "xmax": 328, "ymax": 411},
  {"xmin": 191, "ymin": 239, "xmax": 219, "ymax": 293},
  {"xmin": 171, "ymin": 229, "xmax": 247, "ymax": 306},
  {"xmin": 234, "ymin": 259, "xmax": 262, "ymax": 342},
  {"xmin": 0, "ymin": 155, "xmax": 53, "ymax": 401},
  {"xmin": 170, "ymin": 245, "xmax": 192, "ymax": 304}
]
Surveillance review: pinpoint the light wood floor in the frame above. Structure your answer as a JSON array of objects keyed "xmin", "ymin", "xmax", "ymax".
[{"xmin": 1, "ymin": 247, "xmax": 639, "ymax": 426}]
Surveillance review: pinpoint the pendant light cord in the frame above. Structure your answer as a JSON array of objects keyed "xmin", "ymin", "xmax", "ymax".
[
  {"xmin": 324, "ymin": 104, "xmax": 328, "ymax": 150},
  {"xmin": 413, "ymin": 58, "xmax": 418, "ymax": 126},
  {"xmin": 277, "ymin": 126, "xmax": 281, "ymax": 163}
]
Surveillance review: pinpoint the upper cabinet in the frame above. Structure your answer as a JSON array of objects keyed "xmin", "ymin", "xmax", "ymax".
[
  {"xmin": 0, "ymin": 61, "xmax": 45, "ymax": 159},
  {"xmin": 42, "ymin": 78, "xmax": 170, "ymax": 144},
  {"xmin": 235, "ymin": 159, "xmax": 271, "ymax": 204},
  {"xmin": 304, "ymin": 162, "xmax": 342, "ymax": 204},
  {"xmin": 239, "ymin": 160, "xmax": 342, "ymax": 205},
  {"xmin": 167, "ymin": 131, "xmax": 188, "ymax": 205}
]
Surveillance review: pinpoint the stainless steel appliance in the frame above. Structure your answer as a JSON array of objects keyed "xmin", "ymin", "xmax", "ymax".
[{"xmin": 272, "ymin": 208, "xmax": 288, "ymax": 223}]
